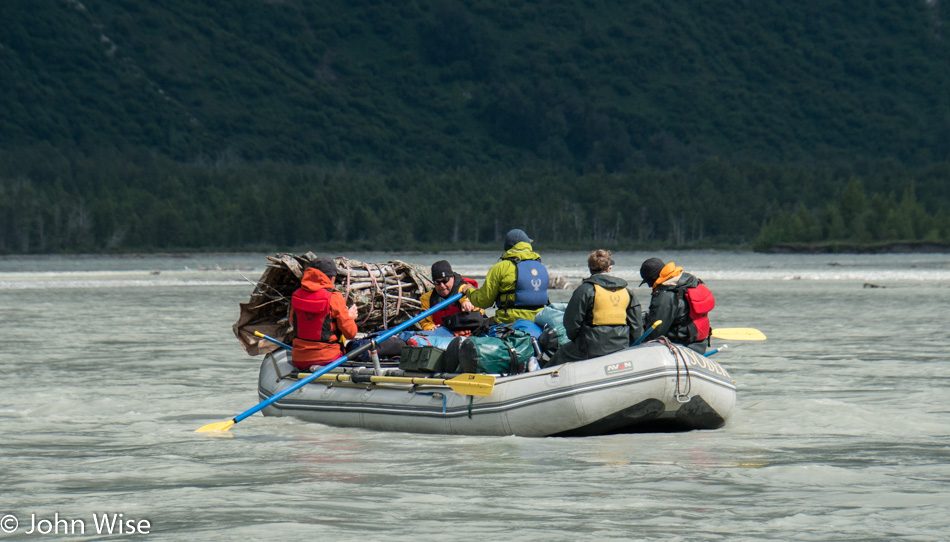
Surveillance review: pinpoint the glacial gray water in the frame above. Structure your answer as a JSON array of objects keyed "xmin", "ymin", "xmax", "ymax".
[{"xmin": 1, "ymin": 251, "xmax": 948, "ymax": 541}]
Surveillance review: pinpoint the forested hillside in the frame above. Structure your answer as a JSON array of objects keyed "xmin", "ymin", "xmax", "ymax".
[{"xmin": 2, "ymin": 0, "xmax": 950, "ymax": 253}]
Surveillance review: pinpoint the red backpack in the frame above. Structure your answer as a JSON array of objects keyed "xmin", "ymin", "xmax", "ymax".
[
  {"xmin": 679, "ymin": 282, "xmax": 715, "ymax": 343},
  {"xmin": 292, "ymin": 287, "xmax": 338, "ymax": 343}
]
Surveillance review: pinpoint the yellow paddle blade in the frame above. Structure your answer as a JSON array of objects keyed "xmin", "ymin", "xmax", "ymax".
[
  {"xmin": 711, "ymin": 328, "xmax": 767, "ymax": 341},
  {"xmin": 195, "ymin": 419, "xmax": 235, "ymax": 432},
  {"xmin": 307, "ymin": 372, "xmax": 495, "ymax": 396},
  {"xmin": 446, "ymin": 374, "xmax": 495, "ymax": 396}
]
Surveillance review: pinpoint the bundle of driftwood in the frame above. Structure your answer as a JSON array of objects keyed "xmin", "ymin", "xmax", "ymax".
[{"xmin": 233, "ymin": 253, "xmax": 434, "ymax": 355}]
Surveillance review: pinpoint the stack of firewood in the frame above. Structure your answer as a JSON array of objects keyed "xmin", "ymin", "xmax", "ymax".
[{"xmin": 233, "ymin": 253, "xmax": 433, "ymax": 355}]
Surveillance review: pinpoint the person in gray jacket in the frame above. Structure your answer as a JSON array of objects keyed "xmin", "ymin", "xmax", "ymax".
[
  {"xmin": 544, "ymin": 250, "xmax": 644, "ymax": 366},
  {"xmin": 639, "ymin": 257, "xmax": 713, "ymax": 354}
]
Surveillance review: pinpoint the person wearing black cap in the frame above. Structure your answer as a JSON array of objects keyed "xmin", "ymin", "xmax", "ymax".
[
  {"xmin": 419, "ymin": 260, "xmax": 482, "ymax": 331},
  {"xmin": 289, "ymin": 256, "xmax": 359, "ymax": 370},
  {"xmin": 465, "ymin": 228, "xmax": 550, "ymax": 324},
  {"xmin": 544, "ymin": 250, "xmax": 643, "ymax": 366},
  {"xmin": 639, "ymin": 257, "xmax": 714, "ymax": 353}
]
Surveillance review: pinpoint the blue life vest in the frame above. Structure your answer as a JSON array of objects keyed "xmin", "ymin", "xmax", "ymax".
[{"xmin": 499, "ymin": 259, "xmax": 549, "ymax": 309}]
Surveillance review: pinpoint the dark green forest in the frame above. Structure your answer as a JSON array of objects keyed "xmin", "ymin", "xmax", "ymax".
[{"xmin": 2, "ymin": 0, "xmax": 950, "ymax": 253}]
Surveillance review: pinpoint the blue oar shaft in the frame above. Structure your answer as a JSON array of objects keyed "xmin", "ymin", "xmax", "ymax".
[
  {"xmin": 256, "ymin": 332, "xmax": 292, "ymax": 351},
  {"xmin": 232, "ymin": 292, "xmax": 463, "ymax": 424},
  {"xmin": 632, "ymin": 320, "xmax": 662, "ymax": 347},
  {"xmin": 704, "ymin": 344, "xmax": 728, "ymax": 357}
]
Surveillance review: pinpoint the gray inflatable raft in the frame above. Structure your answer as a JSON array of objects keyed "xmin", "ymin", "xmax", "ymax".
[{"xmin": 258, "ymin": 341, "xmax": 736, "ymax": 437}]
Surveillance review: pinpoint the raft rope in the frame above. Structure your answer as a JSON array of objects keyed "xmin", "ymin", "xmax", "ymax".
[
  {"xmin": 347, "ymin": 259, "xmax": 380, "ymax": 328},
  {"xmin": 659, "ymin": 337, "xmax": 692, "ymax": 401},
  {"xmin": 394, "ymin": 276, "xmax": 403, "ymax": 323},
  {"xmin": 375, "ymin": 262, "xmax": 389, "ymax": 329},
  {"xmin": 340, "ymin": 259, "xmax": 419, "ymax": 330},
  {"xmin": 343, "ymin": 259, "xmax": 353, "ymax": 304}
]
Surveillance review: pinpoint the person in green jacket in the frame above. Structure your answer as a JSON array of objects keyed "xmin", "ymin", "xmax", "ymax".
[
  {"xmin": 544, "ymin": 250, "xmax": 644, "ymax": 367},
  {"xmin": 465, "ymin": 228, "xmax": 550, "ymax": 324}
]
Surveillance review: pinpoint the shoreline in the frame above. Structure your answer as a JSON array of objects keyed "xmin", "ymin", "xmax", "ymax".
[
  {"xmin": 765, "ymin": 241, "xmax": 950, "ymax": 254},
  {"xmin": 4, "ymin": 241, "xmax": 950, "ymax": 258}
]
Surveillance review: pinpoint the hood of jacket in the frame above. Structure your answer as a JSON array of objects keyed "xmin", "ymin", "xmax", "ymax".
[
  {"xmin": 500, "ymin": 242, "xmax": 541, "ymax": 261},
  {"xmin": 659, "ymin": 271, "xmax": 701, "ymax": 290},
  {"xmin": 583, "ymin": 273, "xmax": 629, "ymax": 290},
  {"xmin": 300, "ymin": 267, "xmax": 336, "ymax": 291}
]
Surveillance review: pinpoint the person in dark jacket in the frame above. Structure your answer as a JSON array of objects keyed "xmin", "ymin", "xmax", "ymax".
[
  {"xmin": 544, "ymin": 250, "xmax": 644, "ymax": 366},
  {"xmin": 639, "ymin": 257, "xmax": 710, "ymax": 354}
]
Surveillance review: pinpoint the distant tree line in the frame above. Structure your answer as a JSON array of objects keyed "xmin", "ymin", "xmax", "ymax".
[
  {"xmin": 754, "ymin": 178, "xmax": 950, "ymax": 251},
  {"xmin": 4, "ymin": 1, "xmax": 950, "ymax": 255},
  {"xmin": 2, "ymin": 147, "xmax": 948, "ymax": 254}
]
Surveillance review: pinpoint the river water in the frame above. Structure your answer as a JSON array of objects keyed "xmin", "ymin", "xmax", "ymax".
[{"xmin": 0, "ymin": 251, "xmax": 948, "ymax": 541}]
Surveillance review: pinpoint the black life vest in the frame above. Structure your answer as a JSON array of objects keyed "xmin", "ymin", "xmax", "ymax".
[
  {"xmin": 675, "ymin": 281, "xmax": 715, "ymax": 342},
  {"xmin": 292, "ymin": 287, "xmax": 338, "ymax": 343},
  {"xmin": 498, "ymin": 258, "xmax": 549, "ymax": 310},
  {"xmin": 429, "ymin": 274, "xmax": 478, "ymax": 326}
]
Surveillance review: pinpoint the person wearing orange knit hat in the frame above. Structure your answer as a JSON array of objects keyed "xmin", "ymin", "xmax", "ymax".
[{"xmin": 639, "ymin": 257, "xmax": 713, "ymax": 354}]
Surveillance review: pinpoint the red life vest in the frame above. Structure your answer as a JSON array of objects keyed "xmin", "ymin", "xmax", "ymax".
[
  {"xmin": 292, "ymin": 287, "xmax": 338, "ymax": 343},
  {"xmin": 680, "ymin": 282, "xmax": 715, "ymax": 342}
]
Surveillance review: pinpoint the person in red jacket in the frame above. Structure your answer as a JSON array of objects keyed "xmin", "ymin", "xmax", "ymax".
[{"xmin": 290, "ymin": 256, "xmax": 359, "ymax": 370}]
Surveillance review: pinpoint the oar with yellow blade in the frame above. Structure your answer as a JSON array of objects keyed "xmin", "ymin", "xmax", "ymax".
[
  {"xmin": 304, "ymin": 372, "xmax": 494, "ymax": 396},
  {"xmin": 710, "ymin": 328, "xmax": 767, "ymax": 341},
  {"xmin": 196, "ymin": 292, "xmax": 464, "ymax": 433}
]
